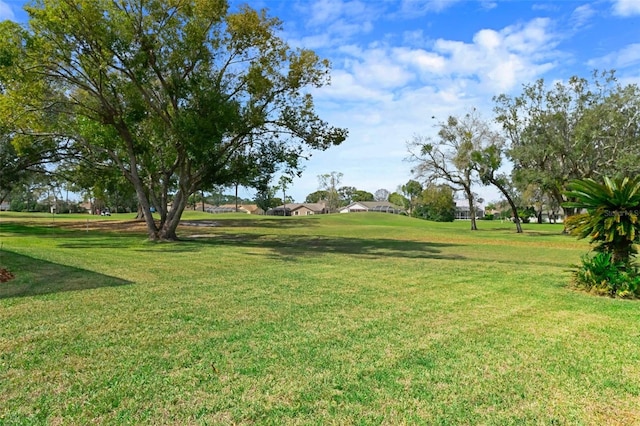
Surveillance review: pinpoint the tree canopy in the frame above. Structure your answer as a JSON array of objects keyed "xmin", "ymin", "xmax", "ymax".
[
  {"xmin": 407, "ymin": 114, "xmax": 485, "ymax": 230},
  {"xmin": 0, "ymin": 0, "xmax": 346, "ymax": 240},
  {"xmin": 495, "ymin": 71, "xmax": 640, "ymax": 217}
]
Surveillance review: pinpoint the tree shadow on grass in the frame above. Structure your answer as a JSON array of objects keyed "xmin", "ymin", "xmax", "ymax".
[
  {"xmin": 2, "ymin": 219, "xmax": 464, "ymax": 260},
  {"xmin": 0, "ymin": 250, "xmax": 132, "ymax": 299},
  {"xmin": 182, "ymin": 233, "xmax": 464, "ymax": 261},
  {"xmin": 181, "ymin": 217, "xmax": 321, "ymax": 229},
  {"xmin": 2, "ymin": 222, "xmax": 146, "ymax": 250}
]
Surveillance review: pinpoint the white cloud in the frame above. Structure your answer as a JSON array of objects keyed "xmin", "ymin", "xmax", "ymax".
[
  {"xmin": 0, "ymin": 1, "xmax": 15, "ymax": 21},
  {"xmin": 399, "ymin": 0, "xmax": 463, "ymax": 15},
  {"xmin": 611, "ymin": 0, "xmax": 640, "ymax": 16},
  {"xmin": 570, "ymin": 4, "xmax": 596, "ymax": 29},
  {"xmin": 588, "ymin": 43, "xmax": 640, "ymax": 68},
  {"xmin": 428, "ymin": 18, "xmax": 558, "ymax": 92},
  {"xmin": 313, "ymin": 69, "xmax": 394, "ymax": 103},
  {"xmin": 393, "ymin": 47, "xmax": 446, "ymax": 73},
  {"xmin": 291, "ymin": 0, "xmax": 379, "ymax": 48},
  {"xmin": 294, "ymin": 15, "xmax": 563, "ymax": 201}
]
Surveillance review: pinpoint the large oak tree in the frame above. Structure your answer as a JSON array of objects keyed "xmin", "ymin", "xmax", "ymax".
[
  {"xmin": 494, "ymin": 71, "xmax": 640, "ymax": 218},
  {"xmin": 0, "ymin": 0, "xmax": 346, "ymax": 240}
]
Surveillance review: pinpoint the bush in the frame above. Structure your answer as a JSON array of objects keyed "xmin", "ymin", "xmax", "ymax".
[
  {"xmin": 573, "ymin": 252, "xmax": 640, "ymax": 298},
  {"xmin": 413, "ymin": 204, "xmax": 455, "ymax": 222}
]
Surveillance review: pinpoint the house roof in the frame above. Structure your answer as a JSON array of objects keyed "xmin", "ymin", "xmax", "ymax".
[
  {"xmin": 342, "ymin": 201, "xmax": 405, "ymax": 211},
  {"xmin": 272, "ymin": 203, "xmax": 326, "ymax": 212},
  {"xmin": 455, "ymin": 199, "xmax": 484, "ymax": 209},
  {"xmin": 219, "ymin": 204, "xmax": 263, "ymax": 213},
  {"xmin": 290, "ymin": 203, "xmax": 326, "ymax": 212}
]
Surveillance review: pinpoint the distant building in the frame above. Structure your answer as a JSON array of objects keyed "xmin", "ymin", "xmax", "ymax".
[
  {"xmin": 203, "ymin": 203, "xmax": 264, "ymax": 215},
  {"xmin": 267, "ymin": 203, "xmax": 328, "ymax": 216},
  {"xmin": 0, "ymin": 200, "xmax": 10, "ymax": 211},
  {"xmin": 339, "ymin": 201, "xmax": 405, "ymax": 214},
  {"xmin": 454, "ymin": 199, "xmax": 484, "ymax": 220}
]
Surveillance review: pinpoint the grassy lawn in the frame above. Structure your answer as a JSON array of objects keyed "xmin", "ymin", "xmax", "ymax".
[{"xmin": 1, "ymin": 212, "xmax": 639, "ymax": 425}]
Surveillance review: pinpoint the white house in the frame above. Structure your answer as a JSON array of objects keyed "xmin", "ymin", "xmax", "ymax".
[{"xmin": 339, "ymin": 201, "xmax": 405, "ymax": 214}]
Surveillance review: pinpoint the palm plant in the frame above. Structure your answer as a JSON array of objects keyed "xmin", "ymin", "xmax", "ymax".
[{"xmin": 564, "ymin": 176, "xmax": 640, "ymax": 265}]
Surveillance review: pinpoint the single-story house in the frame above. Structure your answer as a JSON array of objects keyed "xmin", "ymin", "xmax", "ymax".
[
  {"xmin": 267, "ymin": 203, "xmax": 328, "ymax": 216},
  {"xmin": 339, "ymin": 201, "xmax": 405, "ymax": 214},
  {"xmin": 205, "ymin": 203, "xmax": 264, "ymax": 214},
  {"xmin": 0, "ymin": 200, "xmax": 10, "ymax": 211},
  {"xmin": 455, "ymin": 199, "xmax": 485, "ymax": 220}
]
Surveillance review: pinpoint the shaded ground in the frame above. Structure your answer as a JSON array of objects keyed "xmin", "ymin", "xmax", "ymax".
[
  {"xmin": 0, "ymin": 268, "xmax": 14, "ymax": 283},
  {"xmin": 0, "ymin": 251, "xmax": 131, "ymax": 299}
]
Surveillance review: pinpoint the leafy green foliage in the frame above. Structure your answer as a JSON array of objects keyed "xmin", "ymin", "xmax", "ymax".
[
  {"xmin": 406, "ymin": 113, "xmax": 486, "ymax": 230},
  {"xmin": 413, "ymin": 184, "xmax": 455, "ymax": 222},
  {"xmin": 495, "ymin": 71, "xmax": 640, "ymax": 217},
  {"xmin": 388, "ymin": 192, "xmax": 409, "ymax": 210},
  {"xmin": 564, "ymin": 176, "xmax": 640, "ymax": 265},
  {"xmin": 305, "ymin": 190, "xmax": 329, "ymax": 203},
  {"xmin": 573, "ymin": 252, "xmax": 640, "ymax": 298},
  {"xmin": 401, "ymin": 179, "xmax": 422, "ymax": 213},
  {"xmin": 0, "ymin": 0, "xmax": 347, "ymax": 240}
]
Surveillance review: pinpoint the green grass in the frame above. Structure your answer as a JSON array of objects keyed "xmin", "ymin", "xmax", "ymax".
[{"xmin": 1, "ymin": 212, "xmax": 639, "ymax": 425}]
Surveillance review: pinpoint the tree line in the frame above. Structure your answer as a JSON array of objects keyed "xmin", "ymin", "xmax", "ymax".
[
  {"xmin": 2, "ymin": 2, "xmax": 639, "ymax": 240},
  {"xmin": 407, "ymin": 71, "xmax": 640, "ymax": 233}
]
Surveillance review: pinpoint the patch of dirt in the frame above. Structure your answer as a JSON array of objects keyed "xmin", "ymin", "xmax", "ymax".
[{"xmin": 0, "ymin": 268, "xmax": 15, "ymax": 283}]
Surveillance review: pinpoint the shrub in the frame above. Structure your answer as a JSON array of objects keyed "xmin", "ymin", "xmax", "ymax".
[
  {"xmin": 573, "ymin": 252, "xmax": 640, "ymax": 298},
  {"xmin": 564, "ymin": 177, "xmax": 640, "ymax": 265}
]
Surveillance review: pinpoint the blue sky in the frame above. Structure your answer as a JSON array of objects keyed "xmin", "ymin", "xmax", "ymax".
[{"xmin": 2, "ymin": 0, "xmax": 640, "ymax": 203}]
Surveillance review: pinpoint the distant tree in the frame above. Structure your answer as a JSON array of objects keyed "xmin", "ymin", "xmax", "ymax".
[
  {"xmin": 318, "ymin": 172, "xmax": 343, "ymax": 212},
  {"xmin": 374, "ymin": 188, "xmax": 390, "ymax": 201},
  {"xmin": 352, "ymin": 190, "xmax": 374, "ymax": 202},
  {"xmin": 472, "ymin": 143, "xmax": 523, "ymax": 233},
  {"xmin": 338, "ymin": 186, "xmax": 358, "ymax": 205},
  {"xmin": 388, "ymin": 192, "xmax": 409, "ymax": 209},
  {"xmin": 520, "ymin": 183, "xmax": 549, "ymax": 224},
  {"xmin": 254, "ymin": 186, "xmax": 276, "ymax": 213},
  {"xmin": 253, "ymin": 174, "xmax": 276, "ymax": 213},
  {"xmin": 414, "ymin": 184, "xmax": 455, "ymax": 222},
  {"xmin": 402, "ymin": 179, "xmax": 423, "ymax": 214},
  {"xmin": 278, "ymin": 175, "xmax": 293, "ymax": 212},
  {"xmin": 305, "ymin": 190, "xmax": 329, "ymax": 203},
  {"xmin": 407, "ymin": 112, "xmax": 488, "ymax": 231}
]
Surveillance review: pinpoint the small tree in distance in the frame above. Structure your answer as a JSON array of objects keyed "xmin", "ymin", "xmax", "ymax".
[
  {"xmin": 413, "ymin": 184, "xmax": 455, "ymax": 222},
  {"xmin": 374, "ymin": 188, "xmax": 390, "ymax": 201},
  {"xmin": 388, "ymin": 192, "xmax": 409, "ymax": 210},
  {"xmin": 318, "ymin": 172, "xmax": 343, "ymax": 212},
  {"xmin": 407, "ymin": 113, "xmax": 485, "ymax": 231}
]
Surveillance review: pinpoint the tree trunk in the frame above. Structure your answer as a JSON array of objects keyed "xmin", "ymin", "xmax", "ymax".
[
  {"xmin": 506, "ymin": 197, "xmax": 523, "ymax": 233},
  {"xmin": 464, "ymin": 186, "xmax": 477, "ymax": 231},
  {"xmin": 158, "ymin": 188, "xmax": 189, "ymax": 240},
  {"xmin": 235, "ymin": 183, "xmax": 239, "ymax": 212},
  {"xmin": 491, "ymin": 179, "xmax": 522, "ymax": 233}
]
